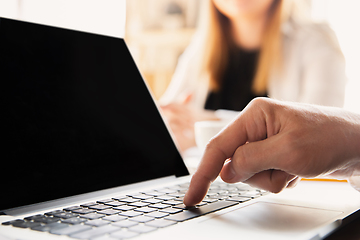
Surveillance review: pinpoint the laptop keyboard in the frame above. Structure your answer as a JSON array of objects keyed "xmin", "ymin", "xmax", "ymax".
[{"xmin": 2, "ymin": 182, "xmax": 267, "ymax": 239}]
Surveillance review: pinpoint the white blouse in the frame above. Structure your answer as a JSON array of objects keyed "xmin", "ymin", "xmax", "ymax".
[{"xmin": 160, "ymin": 20, "xmax": 347, "ymax": 119}]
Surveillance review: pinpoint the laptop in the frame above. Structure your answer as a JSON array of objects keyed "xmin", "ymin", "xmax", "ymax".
[{"xmin": 1, "ymin": 16, "xmax": 360, "ymax": 240}]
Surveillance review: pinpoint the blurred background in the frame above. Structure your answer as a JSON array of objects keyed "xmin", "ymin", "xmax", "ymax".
[
  {"xmin": 126, "ymin": 0, "xmax": 360, "ymax": 113},
  {"xmin": 0, "ymin": 0, "xmax": 359, "ymax": 113}
]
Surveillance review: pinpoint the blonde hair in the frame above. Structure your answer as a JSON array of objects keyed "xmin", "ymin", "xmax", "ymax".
[{"xmin": 201, "ymin": 0, "xmax": 283, "ymax": 95}]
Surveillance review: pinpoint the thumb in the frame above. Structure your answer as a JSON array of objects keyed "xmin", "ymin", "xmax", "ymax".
[
  {"xmin": 219, "ymin": 134, "xmax": 296, "ymax": 192},
  {"xmin": 219, "ymin": 137, "xmax": 282, "ymax": 182}
]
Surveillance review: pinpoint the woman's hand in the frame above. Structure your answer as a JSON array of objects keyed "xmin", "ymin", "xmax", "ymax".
[
  {"xmin": 160, "ymin": 97, "xmax": 219, "ymax": 152},
  {"xmin": 160, "ymin": 103, "xmax": 198, "ymax": 152}
]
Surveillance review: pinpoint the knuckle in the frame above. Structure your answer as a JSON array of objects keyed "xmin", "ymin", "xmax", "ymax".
[
  {"xmin": 247, "ymin": 97, "xmax": 274, "ymax": 111},
  {"xmin": 248, "ymin": 97, "xmax": 268, "ymax": 106}
]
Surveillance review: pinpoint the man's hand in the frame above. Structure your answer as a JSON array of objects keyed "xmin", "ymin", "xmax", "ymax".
[{"xmin": 184, "ymin": 98, "xmax": 360, "ymax": 206}]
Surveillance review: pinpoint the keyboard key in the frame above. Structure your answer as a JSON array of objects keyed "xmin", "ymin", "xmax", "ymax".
[
  {"xmin": 142, "ymin": 198, "xmax": 163, "ymax": 204},
  {"xmin": 259, "ymin": 190, "xmax": 269, "ymax": 195},
  {"xmin": 104, "ymin": 201, "xmax": 125, "ymax": 207},
  {"xmin": 196, "ymin": 202, "xmax": 207, "ymax": 207},
  {"xmin": 145, "ymin": 211, "xmax": 169, "ymax": 219},
  {"xmin": 128, "ymin": 225, "xmax": 156, "ymax": 233},
  {"xmin": 103, "ymin": 215, "xmax": 127, "ymax": 222},
  {"xmin": 168, "ymin": 186, "xmax": 188, "ymax": 192},
  {"xmin": 129, "ymin": 194, "xmax": 153, "ymax": 200},
  {"xmin": 155, "ymin": 195, "xmax": 175, "ymax": 201},
  {"xmin": 178, "ymin": 183, "xmax": 190, "ymax": 188},
  {"xmin": 2, "ymin": 219, "xmax": 23, "ymax": 226},
  {"xmin": 206, "ymin": 192, "xmax": 219, "ymax": 197},
  {"xmin": 173, "ymin": 204, "xmax": 196, "ymax": 210},
  {"xmin": 129, "ymin": 215, "xmax": 154, "ymax": 223},
  {"xmin": 63, "ymin": 206, "xmax": 82, "ymax": 212},
  {"xmin": 80, "ymin": 202, "xmax": 97, "ymax": 207},
  {"xmin": 145, "ymin": 219, "xmax": 177, "ymax": 228},
  {"xmin": 234, "ymin": 183, "xmax": 253, "ymax": 191},
  {"xmin": 72, "ymin": 208, "xmax": 96, "ymax": 214},
  {"xmin": 225, "ymin": 187, "xmax": 238, "ymax": 192},
  {"xmin": 168, "ymin": 193, "xmax": 185, "ymax": 198},
  {"xmin": 112, "ymin": 196, "xmax": 127, "ymax": 201},
  {"xmin": 70, "ymin": 225, "xmax": 120, "ymax": 239},
  {"xmin": 97, "ymin": 199, "xmax": 114, "ymax": 204},
  {"xmin": 31, "ymin": 222, "xmax": 68, "ymax": 232},
  {"xmin": 142, "ymin": 191, "xmax": 164, "ymax": 197},
  {"xmin": 88, "ymin": 204, "xmax": 112, "ymax": 211},
  {"xmin": 110, "ymin": 230, "xmax": 139, "ymax": 239},
  {"xmin": 162, "ymin": 200, "xmax": 182, "ymax": 206},
  {"xmin": 112, "ymin": 220, "xmax": 138, "ymax": 228},
  {"xmin": 239, "ymin": 191, "xmax": 261, "ymax": 198},
  {"xmin": 80, "ymin": 213, "xmax": 105, "ymax": 220},
  {"xmin": 148, "ymin": 203, "xmax": 171, "ymax": 210},
  {"xmin": 97, "ymin": 209, "xmax": 121, "ymax": 215},
  {"xmin": 155, "ymin": 189, "xmax": 177, "ymax": 194},
  {"xmin": 85, "ymin": 219, "xmax": 110, "ymax": 227},
  {"xmin": 119, "ymin": 211, "xmax": 142, "ymax": 218},
  {"xmin": 134, "ymin": 207, "xmax": 157, "ymax": 213},
  {"xmin": 113, "ymin": 205, "xmax": 136, "ymax": 211},
  {"xmin": 227, "ymin": 196, "xmax": 252, "ymax": 202},
  {"xmin": 50, "ymin": 224, "xmax": 91, "ymax": 235},
  {"xmin": 12, "ymin": 221, "xmax": 41, "ymax": 228},
  {"xmin": 119, "ymin": 198, "xmax": 139, "ymax": 204},
  {"xmin": 24, "ymin": 214, "xmax": 43, "ymax": 221},
  {"xmin": 61, "ymin": 217, "xmax": 87, "ymax": 225},
  {"xmin": 202, "ymin": 198, "xmax": 218, "ymax": 203},
  {"xmin": 54, "ymin": 212, "xmax": 79, "ymax": 219},
  {"xmin": 128, "ymin": 202, "xmax": 150, "ymax": 208},
  {"xmin": 45, "ymin": 210, "xmax": 63, "ymax": 216},
  {"xmin": 165, "ymin": 200, "xmax": 238, "ymax": 222},
  {"xmin": 33, "ymin": 216, "xmax": 60, "ymax": 224},
  {"xmin": 160, "ymin": 208, "xmax": 183, "ymax": 214}
]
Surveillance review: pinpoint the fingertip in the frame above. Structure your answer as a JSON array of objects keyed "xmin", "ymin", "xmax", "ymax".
[
  {"xmin": 183, "ymin": 190, "xmax": 203, "ymax": 207},
  {"xmin": 183, "ymin": 192, "xmax": 198, "ymax": 207},
  {"xmin": 183, "ymin": 174, "xmax": 211, "ymax": 207}
]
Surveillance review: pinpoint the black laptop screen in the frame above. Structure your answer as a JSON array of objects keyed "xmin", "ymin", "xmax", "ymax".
[{"xmin": 0, "ymin": 18, "xmax": 189, "ymax": 211}]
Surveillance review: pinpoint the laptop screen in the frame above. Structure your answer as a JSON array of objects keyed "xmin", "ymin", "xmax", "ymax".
[{"xmin": 0, "ymin": 17, "xmax": 189, "ymax": 211}]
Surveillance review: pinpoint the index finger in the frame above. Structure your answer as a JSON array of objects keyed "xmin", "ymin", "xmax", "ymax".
[
  {"xmin": 183, "ymin": 119, "xmax": 256, "ymax": 206},
  {"xmin": 183, "ymin": 99, "xmax": 270, "ymax": 206},
  {"xmin": 183, "ymin": 145, "xmax": 229, "ymax": 206}
]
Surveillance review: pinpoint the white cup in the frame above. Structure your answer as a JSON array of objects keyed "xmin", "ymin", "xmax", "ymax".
[{"xmin": 194, "ymin": 120, "xmax": 229, "ymax": 152}]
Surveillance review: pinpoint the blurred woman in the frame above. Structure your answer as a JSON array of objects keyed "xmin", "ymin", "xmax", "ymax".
[{"xmin": 160, "ymin": 0, "xmax": 347, "ymax": 152}]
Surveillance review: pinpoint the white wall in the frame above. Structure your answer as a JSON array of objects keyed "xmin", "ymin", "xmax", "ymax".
[
  {"xmin": 0, "ymin": 0, "xmax": 126, "ymax": 38},
  {"xmin": 312, "ymin": 0, "xmax": 360, "ymax": 113}
]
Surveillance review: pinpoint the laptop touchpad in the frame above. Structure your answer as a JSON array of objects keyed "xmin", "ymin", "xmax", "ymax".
[{"xmin": 198, "ymin": 202, "xmax": 342, "ymax": 238}]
